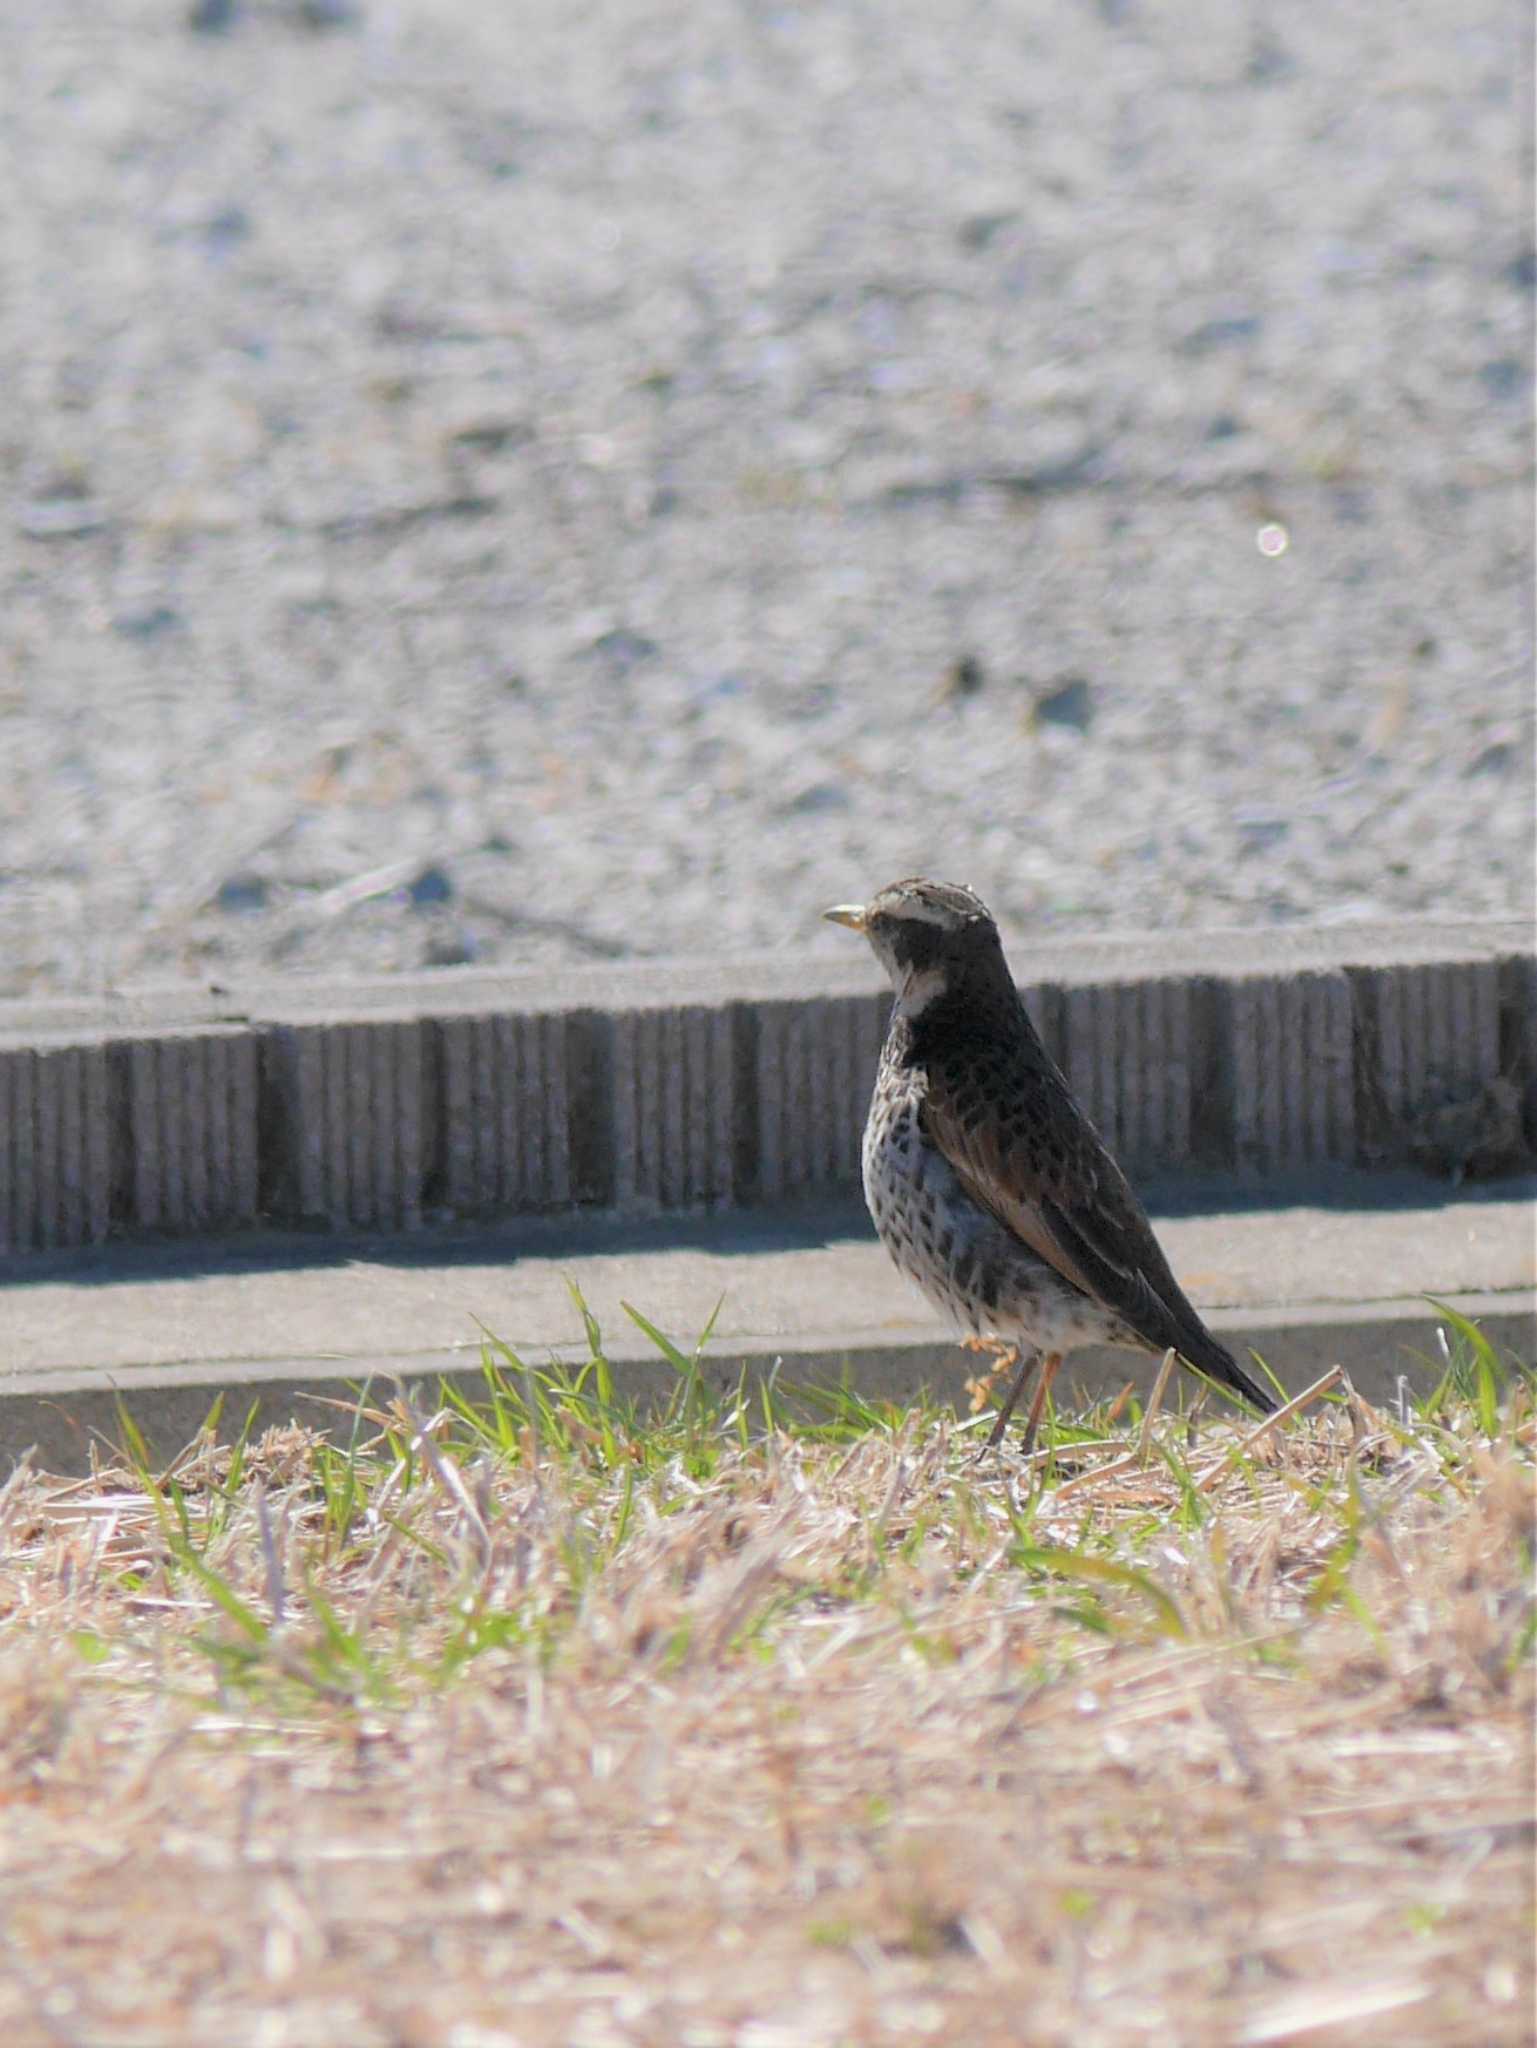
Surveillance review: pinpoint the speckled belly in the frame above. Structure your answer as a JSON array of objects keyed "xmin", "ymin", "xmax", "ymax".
[{"xmin": 862, "ymin": 1092, "xmax": 1131, "ymax": 1357}]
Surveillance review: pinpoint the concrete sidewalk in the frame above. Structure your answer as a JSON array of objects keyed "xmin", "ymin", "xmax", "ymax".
[{"xmin": 2, "ymin": 1175, "xmax": 1531, "ymax": 1470}]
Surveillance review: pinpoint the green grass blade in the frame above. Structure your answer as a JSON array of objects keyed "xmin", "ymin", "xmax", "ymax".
[
  {"xmin": 621, "ymin": 1300, "xmax": 693, "ymax": 1375},
  {"xmin": 1012, "ymin": 1544, "xmax": 1188, "ymax": 1639},
  {"xmin": 1425, "ymin": 1297, "xmax": 1504, "ymax": 1432},
  {"xmin": 176, "ymin": 1547, "xmax": 270, "ymax": 1644}
]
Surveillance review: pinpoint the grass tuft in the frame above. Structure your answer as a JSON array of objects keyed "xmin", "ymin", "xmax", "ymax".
[{"xmin": 0, "ymin": 1298, "xmax": 1530, "ymax": 2045}]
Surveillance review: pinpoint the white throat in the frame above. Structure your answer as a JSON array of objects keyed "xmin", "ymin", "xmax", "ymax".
[{"xmin": 892, "ymin": 963, "xmax": 948, "ymax": 1019}]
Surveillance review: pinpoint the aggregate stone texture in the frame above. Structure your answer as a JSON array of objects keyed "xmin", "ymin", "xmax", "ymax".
[{"xmin": 2, "ymin": 0, "xmax": 1532, "ymax": 999}]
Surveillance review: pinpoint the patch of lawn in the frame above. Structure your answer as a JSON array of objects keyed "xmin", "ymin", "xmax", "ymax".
[{"xmin": 0, "ymin": 1299, "xmax": 1531, "ymax": 2046}]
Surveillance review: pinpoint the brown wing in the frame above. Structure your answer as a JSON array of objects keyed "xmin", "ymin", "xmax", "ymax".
[{"xmin": 919, "ymin": 1033, "xmax": 1221, "ymax": 1367}]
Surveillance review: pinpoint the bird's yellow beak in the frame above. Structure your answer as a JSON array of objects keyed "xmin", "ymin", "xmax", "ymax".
[{"xmin": 822, "ymin": 902, "xmax": 868, "ymax": 933}]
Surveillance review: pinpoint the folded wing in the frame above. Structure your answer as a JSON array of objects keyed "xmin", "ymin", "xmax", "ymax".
[{"xmin": 920, "ymin": 1050, "xmax": 1276, "ymax": 1413}]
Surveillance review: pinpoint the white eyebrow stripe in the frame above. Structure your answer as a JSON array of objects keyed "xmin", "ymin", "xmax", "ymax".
[{"xmin": 877, "ymin": 895, "xmax": 969, "ymax": 929}]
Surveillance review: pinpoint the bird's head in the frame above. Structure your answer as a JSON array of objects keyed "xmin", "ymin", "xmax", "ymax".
[{"xmin": 823, "ymin": 877, "xmax": 1007, "ymax": 1017}]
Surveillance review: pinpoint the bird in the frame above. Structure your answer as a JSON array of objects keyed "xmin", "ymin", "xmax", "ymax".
[{"xmin": 823, "ymin": 877, "xmax": 1278, "ymax": 1452}]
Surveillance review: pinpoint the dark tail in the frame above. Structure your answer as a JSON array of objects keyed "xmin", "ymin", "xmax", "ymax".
[{"xmin": 1176, "ymin": 1322, "xmax": 1278, "ymax": 1415}]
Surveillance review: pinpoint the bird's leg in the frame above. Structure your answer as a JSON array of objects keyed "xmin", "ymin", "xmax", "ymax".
[
  {"xmin": 1017, "ymin": 1352, "xmax": 1063, "ymax": 1459},
  {"xmin": 983, "ymin": 1348, "xmax": 1041, "ymax": 1453}
]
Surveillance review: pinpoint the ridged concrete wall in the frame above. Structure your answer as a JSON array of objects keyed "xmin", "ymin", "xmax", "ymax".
[{"xmin": 1, "ymin": 922, "xmax": 1531, "ymax": 1257}]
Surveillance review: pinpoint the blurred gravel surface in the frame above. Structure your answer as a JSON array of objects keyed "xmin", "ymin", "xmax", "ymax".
[{"xmin": 2, "ymin": 0, "xmax": 1531, "ymax": 996}]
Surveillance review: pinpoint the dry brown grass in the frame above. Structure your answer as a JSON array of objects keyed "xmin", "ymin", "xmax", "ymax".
[{"xmin": 0, "ymin": 1337, "xmax": 1531, "ymax": 2048}]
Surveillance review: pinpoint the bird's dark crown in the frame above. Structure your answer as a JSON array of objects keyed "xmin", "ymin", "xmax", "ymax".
[
  {"xmin": 866, "ymin": 877, "xmax": 993, "ymax": 935},
  {"xmin": 861, "ymin": 876, "xmax": 1008, "ymax": 993}
]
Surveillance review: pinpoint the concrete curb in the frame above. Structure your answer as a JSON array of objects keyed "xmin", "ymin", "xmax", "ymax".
[{"xmin": 1, "ymin": 920, "xmax": 1532, "ymax": 1258}]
